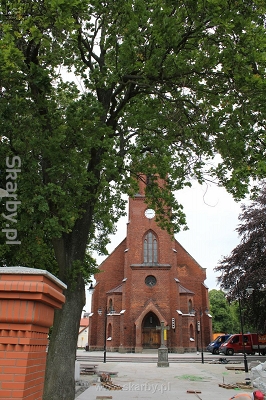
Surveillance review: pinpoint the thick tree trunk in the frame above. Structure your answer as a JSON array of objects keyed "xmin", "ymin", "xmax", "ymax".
[
  {"xmin": 42, "ymin": 181, "xmax": 98, "ymax": 399},
  {"xmin": 43, "ymin": 278, "xmax": 85, "ymax": 400}
]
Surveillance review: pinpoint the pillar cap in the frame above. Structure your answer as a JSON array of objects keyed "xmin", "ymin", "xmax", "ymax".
[{"xmin": 0, "ymin": 266, "xmax": 67, "ymax": 289}]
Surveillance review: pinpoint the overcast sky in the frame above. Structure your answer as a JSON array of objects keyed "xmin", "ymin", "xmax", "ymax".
[
  {"xmin": 174, "ymin": 182, "xmax": 248, "ymax": 290},
  {"xmin": 85, "ymin": 182, "xmax": 249, "ymax": 312}
]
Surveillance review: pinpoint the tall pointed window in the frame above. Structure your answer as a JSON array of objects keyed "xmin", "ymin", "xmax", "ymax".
[
  {"xmin": 188, "ymin": 299, "xmax": 193, "ymax": 314},
  {"xmin": 143, "ymin": 231, "xmax": 158, "ymax": 264},
  {"xmin": 146, "ymin": 175, "xmax": 153, "ymax": 186}
]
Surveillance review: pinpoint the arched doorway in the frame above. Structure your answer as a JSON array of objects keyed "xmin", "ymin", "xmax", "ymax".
[{"xmin": 142, "ymin": 312, "xmax": 160, "ymax": 349}]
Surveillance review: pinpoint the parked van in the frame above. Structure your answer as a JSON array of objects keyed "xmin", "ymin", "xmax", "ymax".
[
  {"xmin": 207, "ymin": 334, "xmax": 231, "ymax": 354},
  {"xmin": 219, "ymin": 333, "xmax": 266, "ymax": 356}
]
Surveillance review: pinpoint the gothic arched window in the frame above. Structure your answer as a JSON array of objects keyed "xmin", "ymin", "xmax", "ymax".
[
  {"xmin": 143, "ymin": 231, "xmax": 158, "ymax": 264},
  {"xmin": 189, "ymin": 323, "xmax": 194, "ymax": 339},
  {"xmin": 108, "ymin": 299, "xmax": 114, "ymax": 313},
  {"xmin": 188, "ymin": 299, "xmax": 193, "ymax": 314},
  {"xmin": 107, "ymin": 323, "xmax": 112, "ymax": 339}
]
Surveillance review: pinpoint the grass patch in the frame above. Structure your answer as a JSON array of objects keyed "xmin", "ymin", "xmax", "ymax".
[{"xmin": 175, "ymin": 375, "xmax": 204, "ymax": 381}]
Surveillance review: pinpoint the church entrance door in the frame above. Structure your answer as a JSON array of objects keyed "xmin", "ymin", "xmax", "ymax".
[{"xmin": 142, "ymin": 312, "xmax": 160, "ymax": 349}]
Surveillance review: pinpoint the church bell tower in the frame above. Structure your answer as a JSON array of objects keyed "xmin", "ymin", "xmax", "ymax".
[{"xmin": 89, "ymin": 174, "xmax": 212, "ymax": 353}]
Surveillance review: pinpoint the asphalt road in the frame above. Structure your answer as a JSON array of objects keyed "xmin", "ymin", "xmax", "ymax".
[{"xmin": 76, "ymin": 349, "xmax": 266, "ymax": 365}]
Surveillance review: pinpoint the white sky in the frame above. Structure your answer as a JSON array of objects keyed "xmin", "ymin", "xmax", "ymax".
[
  {"xmin": 174, "ymin": 182, "xmax": 247, "ymax": 290},
  {"xmin": 85, "ymin": 181, "xmax": 249, "ymax": 312}
]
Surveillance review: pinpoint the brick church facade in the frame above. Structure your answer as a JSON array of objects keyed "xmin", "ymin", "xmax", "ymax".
[{"xmin": 89, "ymin": 175, "xmax": 212, "ymax": 353}]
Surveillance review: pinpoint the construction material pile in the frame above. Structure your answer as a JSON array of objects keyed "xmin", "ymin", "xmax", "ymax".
[
  {"xmin": 99, "ymin": 373, "xmax": 122, "ymax": 390},
  {"xmin": 251, "ymin": 361, "xmax": 266, "ymax": 394}
]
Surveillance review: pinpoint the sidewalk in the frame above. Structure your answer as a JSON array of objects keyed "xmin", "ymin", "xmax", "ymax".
[{"xmin": 75, "ymin": 355, "xmax": 255, "ymax": 399}]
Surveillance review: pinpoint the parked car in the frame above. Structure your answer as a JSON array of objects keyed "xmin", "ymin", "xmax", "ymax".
[
  {"xmin": 207, "ymin": 334, "xmax": 232, "ymax": 354},
  {"xmin": 219, "ymin": 333, "xmax": 266, "ymax": 356}
]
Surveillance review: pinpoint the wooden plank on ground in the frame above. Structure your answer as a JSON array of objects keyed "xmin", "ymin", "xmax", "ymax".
[
  {"xmin": 98, "ymin": 371, "xmax": 118, "ymax": 376},
  {"xmin": 219, "ymin": 383, "xmax": 238, "ymax": 389},
  {"xmin": 80, "ymin": 364, "xmax": 98, "ymax": 375},
  {"xmin": 219, "ymin": 383, "xmax": 253, "ymax": 390},
  {"xmin": 101, "ymin": 382, "xmax": 123, "ymax": 390},
  {"xmin": 80, "ymin": 364, "xmax": 98, "ymax": 367},
  {"xmin": 187, "ymin": 390, "xmax": 202, "ymax": 393}
]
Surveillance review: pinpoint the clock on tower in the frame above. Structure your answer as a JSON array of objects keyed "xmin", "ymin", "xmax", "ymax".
[{"xmin": 144, "ymin": 208, "xmax": 155, "ymax": 219}]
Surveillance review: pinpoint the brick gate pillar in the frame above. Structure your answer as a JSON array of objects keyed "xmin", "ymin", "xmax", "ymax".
[{"xmin": 0, "ymin": 267, "xmax": 66, "ymax": 400}]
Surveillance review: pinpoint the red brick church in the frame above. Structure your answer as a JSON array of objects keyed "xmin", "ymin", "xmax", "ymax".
[{"xmin": 89, "ymin": 175, "xmax": 212, "ymax": 353}]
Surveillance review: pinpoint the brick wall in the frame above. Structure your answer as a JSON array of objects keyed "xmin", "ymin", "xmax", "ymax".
[
  {"xmin": 0, "ymin": 268, "xmax": 66, "ymax": 399},
  {"xmin": 0, "ymin": 326, "xmax": 48, "ymax": 400}
]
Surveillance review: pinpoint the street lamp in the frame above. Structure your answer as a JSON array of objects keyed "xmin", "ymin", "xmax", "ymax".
[
  {"xmin": 98, "ymin": 307, "xmax": 108, "ymax": 363},
  {"xmin": 191, "ymin": 307, "xmax": 209, "ymax": 364},
  {"xmin": 224, "ymin": 281, "xmax": 249, "ymax": 373},
  {"xmin": 87, "ymin": 283, "xmax": 95, "ymax": 294},
  {"xmin": 86, "ymin": 283, "xmax": 95, "ymax": 352},
  {"xmin": 237, "ymin": 281, "xmax": 249, "ymax": 373},
  {"xmin": 246, "ymin": 284, "xmax": 263, "ymax": 356}
]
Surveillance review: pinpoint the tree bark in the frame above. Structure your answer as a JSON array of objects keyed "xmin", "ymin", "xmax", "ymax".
[{"xmin": 43, "ymin": 277, "xmax": 85, "ymax": 400}]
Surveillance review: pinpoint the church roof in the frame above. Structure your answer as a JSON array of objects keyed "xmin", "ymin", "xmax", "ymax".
[
  {"xmin": 179, "ymin": 284, "xmax": 194, "ymax": 295},
  {"xmin": 107, "ymin": 283, "xmax": 123, "ymax": 294}
]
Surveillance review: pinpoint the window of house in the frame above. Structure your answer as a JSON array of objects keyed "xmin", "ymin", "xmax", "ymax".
[{"xmin": 143, "ymin": 231, "xmax": 158, "ymax": 264}]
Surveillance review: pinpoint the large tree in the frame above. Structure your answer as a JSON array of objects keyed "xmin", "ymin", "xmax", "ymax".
[
  {"xmin": 209, "ymin": 289, "xmax": 239, "ymax": 334},
  {"xmin": 215, "ymin": 184, "xmax": 266, "ymax": 332},
  {"xmin": 1, "ymin": 1, "xmax": 266, "ymax": 399}
]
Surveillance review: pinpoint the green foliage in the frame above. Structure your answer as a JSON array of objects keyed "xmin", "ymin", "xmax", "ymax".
[{"xmin": 209, "ymin": 289, "xmax": 239, "ymax": 333}]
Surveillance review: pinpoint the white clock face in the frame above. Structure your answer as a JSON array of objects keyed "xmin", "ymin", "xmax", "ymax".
[{"xmin": 145, "ymin": 208, "xmax": 155, "ymax": 219}]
